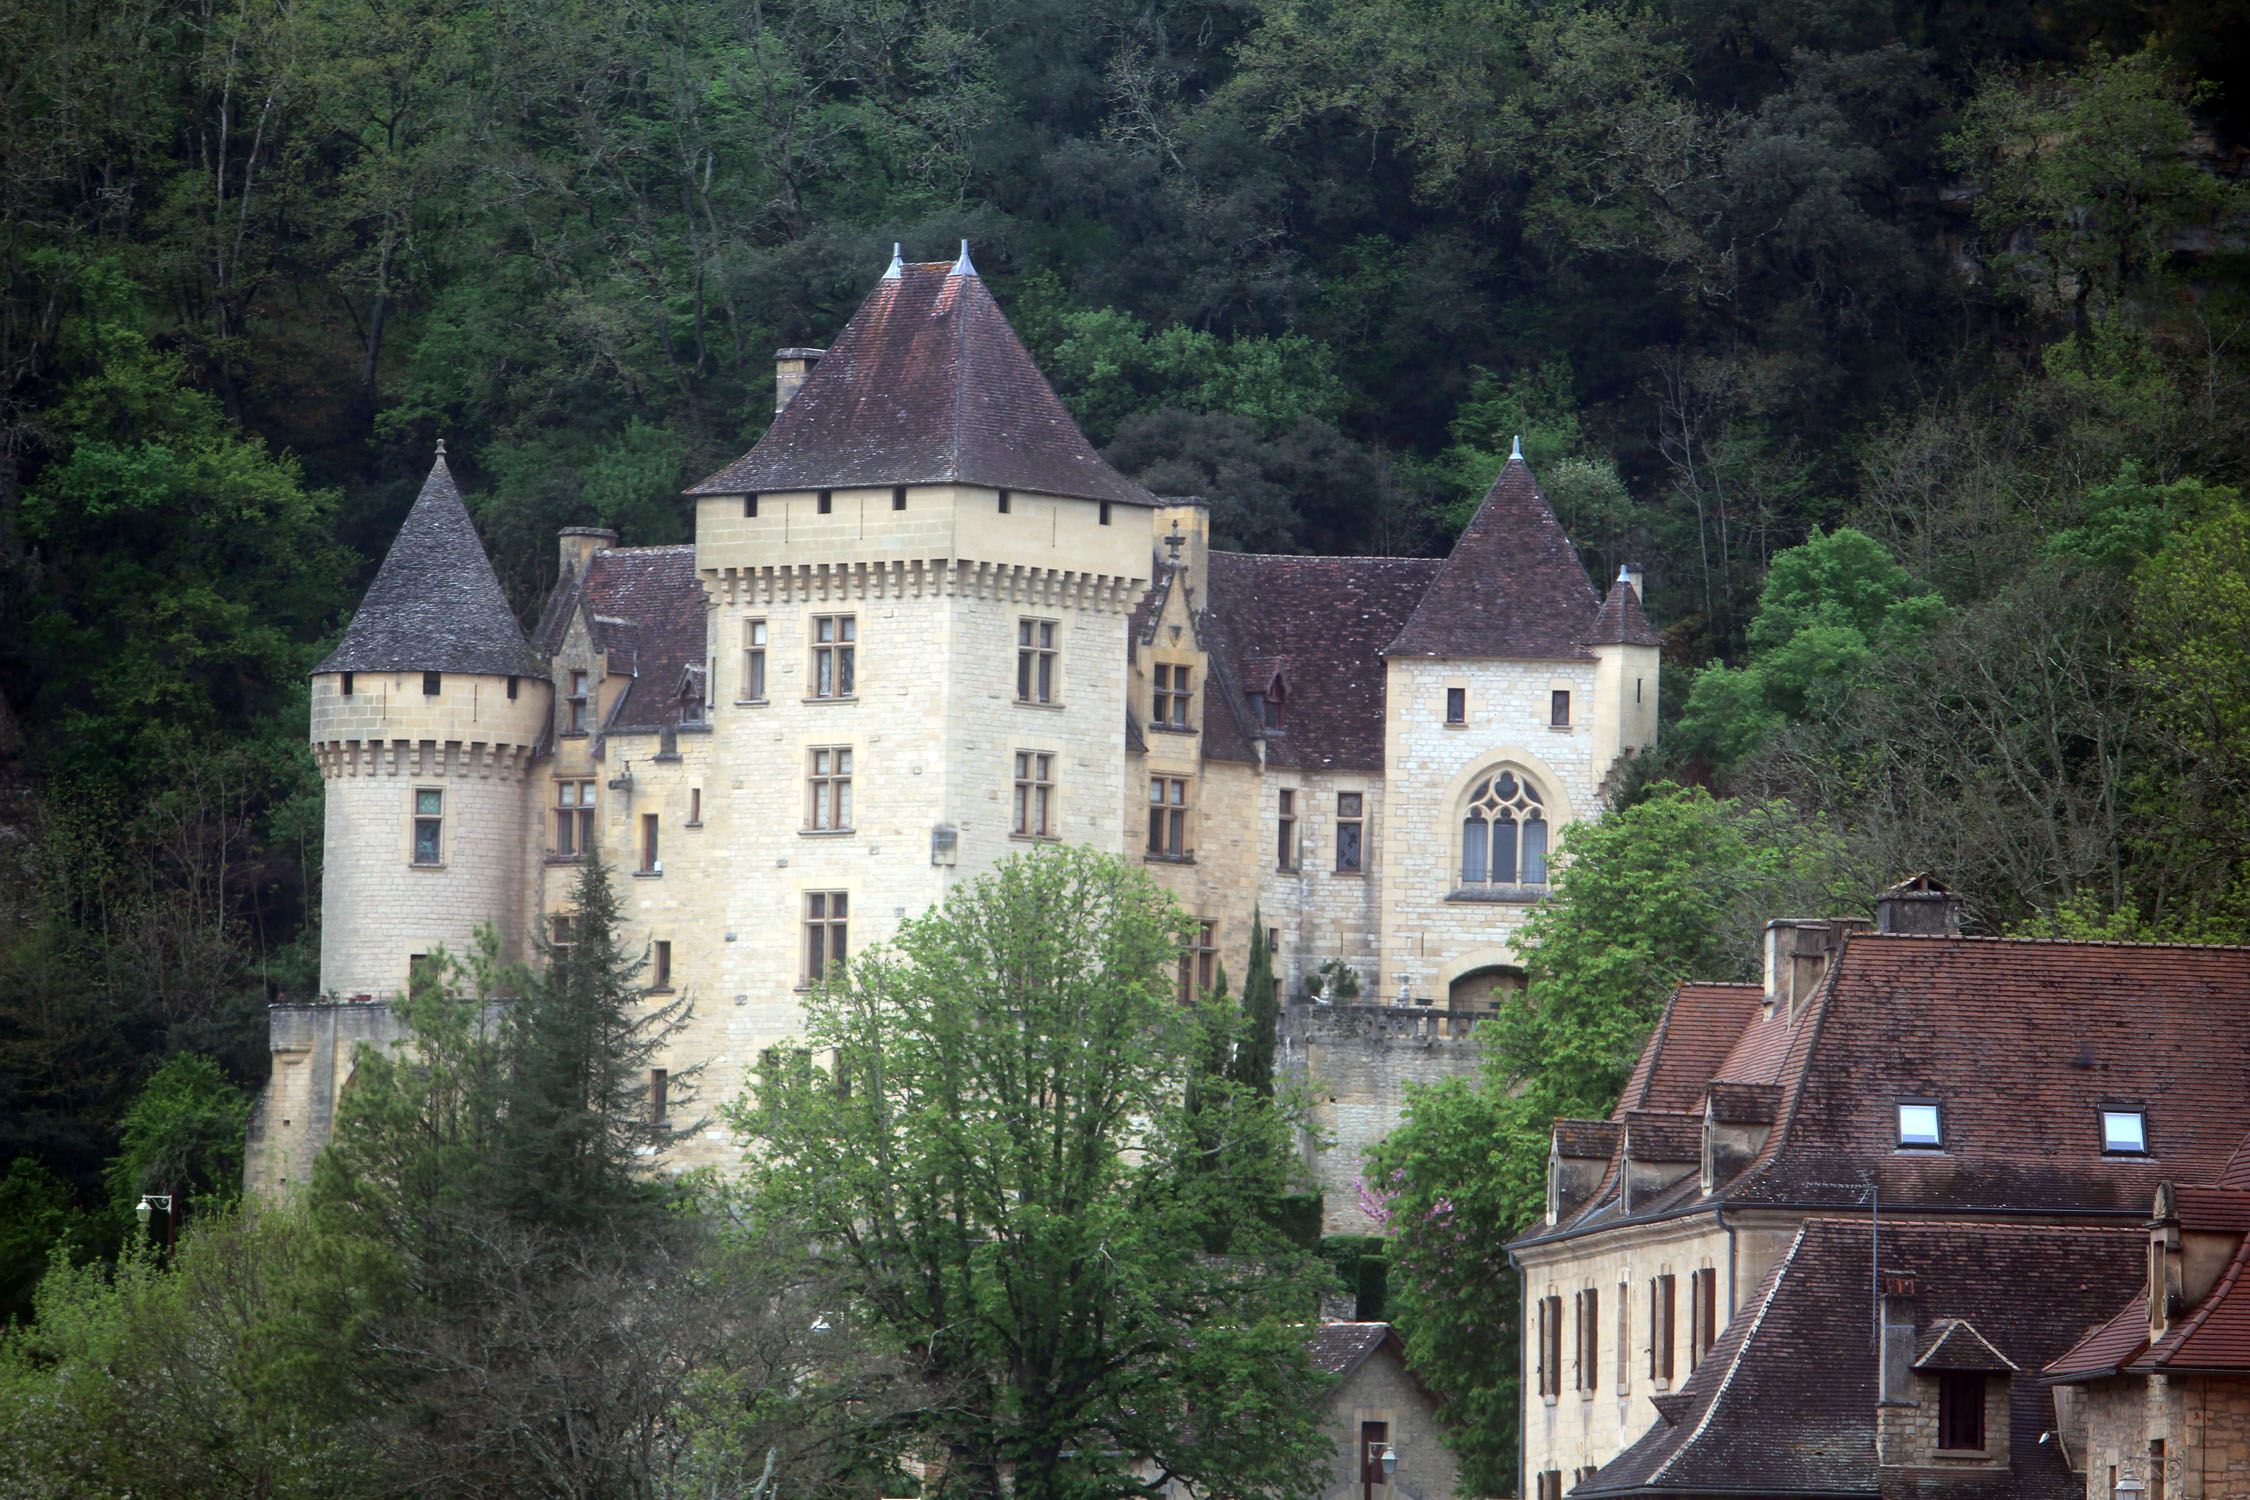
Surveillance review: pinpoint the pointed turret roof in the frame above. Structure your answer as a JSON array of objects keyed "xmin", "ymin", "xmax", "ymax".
[
  {"xmin": 1384, "ymin": 454, "xmax": 1601, "ymax": 659},
  {"xmin": 314, "ymin": 455, "xmax": 544, "ymax": 678},
  {"xmin": 687, "ymin": 258, "xmax": 1158, "ymax": 507},
  {"xmin": 1585, "ymin": 573, "xmax": 1663, "ymax": 647}
]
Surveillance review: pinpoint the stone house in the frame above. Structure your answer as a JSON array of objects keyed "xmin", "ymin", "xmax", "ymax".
[
  {"xmin": 246, "ymin": 247, "xmax": 1661, "ymax": 1224},
  {"xmin": 1511, "ymin": 877, "xmax": 2250, "ymax": 1500},
  {"xmin": 2044, "ymin": 1150, "xmax": 2250, "ymax": 1500},
  {"xmin": 1306, "ymin": 1323, "xmax": 1460, "ymax": 1500}
]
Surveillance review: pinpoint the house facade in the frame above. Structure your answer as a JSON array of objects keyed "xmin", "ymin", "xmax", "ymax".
[
  {"xmin": 246, "ymin": 249, "xmax": 1661, "ymax": 1224},
  {"xmin": 1512, "ymin": 878, "xmax": 2250, "ymax": 1500}
]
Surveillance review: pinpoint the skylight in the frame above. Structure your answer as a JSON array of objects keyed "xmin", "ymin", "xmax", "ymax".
[
  {"xmin": 2102, "ymin": 1109, "xmax": 2147, "ymax": 1154},
  {"xmin": 1897, "ymin": 1102, "xmax": 1943, "ymax": 1149}
]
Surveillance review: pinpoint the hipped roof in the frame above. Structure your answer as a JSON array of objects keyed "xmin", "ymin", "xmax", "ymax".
[
  {"xmin": 689, "ymin": 261, "xmax": 1157, "ymax": 507},
  {"xmin": 1385, "ymin": 455, "xmax": 1601, "ymax": 660},
  {"xmin": 315, "ymin": 456, "xmax": 544, "ymax": 678}
]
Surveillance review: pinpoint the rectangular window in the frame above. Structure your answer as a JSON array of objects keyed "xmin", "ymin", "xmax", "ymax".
[
  {"xmin": 1576, "ymin": 1286, "xmax": 1599, "ymax": 1391},
  {"xmin": 1335, "ymin": 793, "xmax": 1364, "ymax": 872},
  {"xmin": 413, "ymin": 789, "xmax": 443, "ymax": 864},
  {"xmin": 649, "ymin": 1067, "xmax": 669, "ymax": 1125},
  {"xmin": 743, "ymin": 620, "xmax": 768, "ymax": 701},
  {"xmin": 805, "ymin": 892, "xmax": 847, "ymax": 982},
  {"xmin": 744, "ymin": 495, "xmax": 758, "ymax": 518},
  {"xmin": 998, "ymin": 488, "xmax": 1011, "ymax": 513},
  {"xmin": 1551, "ymin": 689, "xmax": 1571, "ymax": 727},
  {"xmin": 816, "ymin": 488, "xmax": 832, "ymax": 514},
  {"xmin": 2103, "ymin": 1108, "xmax": 2148, "ymax": 1154},
  {"xmin": 680, "ymin": 687, "xmax": 704, "ymax": 725},
  {"xmin": 891, "ymin": 486, "xmax": 907, "ymax": 511},
  {"xmin": 507, "ymin": 675, "xmax": 519, "ymax": 700},
  {"xmin": 640, "ymin": 813, "xmax": 660, "ymax": 873},
  {"xmin": 1153, "ymin": 664, "xmax": 1193, "ymax": 727},
  {"xmin": 688, "ymin": 788, "xmax": 701, "ymax": 825},
  {"xmin": 568, "ymin": 669, "xmax": 590, "ymax": 732},
  {"xmin": 341, "ymin": 672, "xmax": 354, "ymax": 697},
  {"xmin": 1541, "ymin": 1293, "xmax": 1564, "ymax": 1396},
  {"xmin": 1276, "ymin": 789, "xmax": 1297, "ymax": 870},
  {"xmin": 1018, "ymin": 620, "xmax": 1057, "ymax": 703},
  {"xmin": 1937, "ymin": 1372, "xmax": 1985, "ymax": 1450},
  {"xmin": 1651, "ymin": 1274, "xmax": 1676, "ymax": 1382},
  {"xmin": 409, "ymin": 952, "xmax": 437, "ymax": 994},
  {"xmin": 1617, "ymin": 1280, "xmax": 1631, "ymax": 1392},
  {"xmin": 555, "ymin": 779, "xmax": 597, "ymax": 856},
  {"xmin": 1147, "ymin": 777, "xmax": 1188, "ymax": 857},
  {"xmin": 1446, "ymin": 687, "xmax": 1466, "ymax": 725},
  {"xmin": 1897, "ymin": 1101, "xmax": 1943, "ymax": 1148},
  {"xmin": 1688, "ymin": 1268, "xmax": 1718, "ymax": 1369},
  {"xmin": 1100, "ymin": 501, "xmax": 1112, "ymax": 525},
  {"xmin": 808, "ymin": 747, "xmax": 853, "ymax": 830},
  {"xmin": 552, "ymin": 913, "xmax": 577, "ymax": 950},
  {"xmin": 1196, "ymin": 920, "xmax": 1217, "ymax": 993},
  {"xmin": 423, "ymin": 670, "xmax": 442, "ymax": 696},
  {"xmin": 811, "ymin": 615, "xmax": 856, "ymax": 698},
  {"xmin": 652, "ymin": 940, "xmax": 671, "ymax": 990},
  {"xmin": 1013, "ymin": 752, "xmax": 1054, "ymax": 837}
]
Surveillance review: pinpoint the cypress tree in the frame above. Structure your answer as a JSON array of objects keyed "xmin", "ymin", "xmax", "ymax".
[{"xmin": 1228, "ymin": 903, "xmax": 1278, "ymax": 1096}]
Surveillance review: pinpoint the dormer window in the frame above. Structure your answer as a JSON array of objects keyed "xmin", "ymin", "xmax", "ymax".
[
  {"xmin": 1262, "ymin": 676, "xmax": 1285, "ymax": 731},
  {"xmin": 2102, "ymin": 1109, "xmax": 2148, "ymax": 1154},
  {"xmin": 1897, "ymin": 1100, "xmax": 1943, "ymax": 1149}
]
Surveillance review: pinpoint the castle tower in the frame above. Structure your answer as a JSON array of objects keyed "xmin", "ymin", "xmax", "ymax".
[{"xmin": 309, "ymin": 452, "xmax": 551, "ymax": 999}]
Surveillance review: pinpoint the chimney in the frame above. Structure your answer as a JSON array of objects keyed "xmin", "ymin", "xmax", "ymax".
[
  {"xmin": 1619, "ymin": 562, "xmax": 1645, "ymax": 599},
  {"xmin": 1154, "ymin": 497, "xmax": 1211, "ymax": 602},
  {"xmin": 1874, "ymin": 873, "xmax": 1962, "ymax": 935},
  {"xmin": 774, "ymin": 347, "xmax": 824, "ymax": 413},
  {"xmin": 558, "ymin": 526, "xmax": 618, "ymax": 579},
  {"xmin": 1879, "ymin": 1271, "xmax": 1918, "ymax": 1405},
  {"xmin": 1762, "ymin": 918, "xmax": 1871, "ymax": 1021}
]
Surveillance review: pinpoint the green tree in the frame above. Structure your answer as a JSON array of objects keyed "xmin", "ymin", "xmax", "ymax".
[
  {"xmin": 734, "ymin": 845, "xmax": 1331, "ymax": 1500},
  {"xmin": 103, "ymin": 1054, "xmax": 252, "ymax": 1229},
  {"xmin": 1229, "ymin": 903, "xmax": 1278, "ymax": 1097}
]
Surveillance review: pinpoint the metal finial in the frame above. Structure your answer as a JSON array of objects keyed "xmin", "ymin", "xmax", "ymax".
[
  {"xmin": 883, "ymin": 243, "xmax": 903, "ymax": 280},
  {"xmin": 1619, "ymin": 564, "xmax": 1632, "ymax": 582},
  {"xmin": 1510, "ymin": 434, "xmax": 1523, "ymax": 461},
  {"xmin": 951, "ymin": 239, "xmax": 977, "ymax": 276},
  {"xmin": 435, "ymin": 437, "xmax": 447, "ymax": 458}
]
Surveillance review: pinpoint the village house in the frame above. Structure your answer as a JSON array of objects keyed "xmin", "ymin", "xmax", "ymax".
[
  {"xmin": 1306, "ymin": 1323, "xmax": 1460, "ymax": 1500},
  {"xmin": 246, "ymin": 246, "xmax": 1661, "ymax": 1230},
  {"xmin": 1511, "ymin": 877, "xmax": 2250, "ymax": 1500}
]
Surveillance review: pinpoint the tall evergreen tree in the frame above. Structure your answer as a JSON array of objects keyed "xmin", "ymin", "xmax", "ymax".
[{"xmin": 1229, "ymin": 904, "xmax": 1278, "ymax": 1097}]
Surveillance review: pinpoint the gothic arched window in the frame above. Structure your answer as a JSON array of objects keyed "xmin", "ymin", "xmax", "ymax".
[{"xmin": 1460, "ymin": 769, "xmax": 1549, "ymax": 887}]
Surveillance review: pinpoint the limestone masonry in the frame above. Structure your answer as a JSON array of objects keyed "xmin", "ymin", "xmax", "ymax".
[{"xmin": 245, "ymin": 251, "xmax": 1663, "ymax": 1222}]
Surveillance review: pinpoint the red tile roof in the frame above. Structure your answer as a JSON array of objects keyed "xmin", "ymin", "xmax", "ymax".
[
  {"xmin": 2138, "ymin": 1231, "xmax": 2250, "ymax": 1372},
  {"xmin": 2172, "ymin": 1185, "xmax": 2250, "ymax": 1233},
  {"xmin": 1554, "ymin": 1119, "xmax": 1622, "ymax": 1160},
  {"xmin": 535, "ymin": 545, "xmax": 705, "ymax": 733},
  {"xmin": 688, "ymin": 262, "xmax": 1157, "ymax": 507},
  {"xmin": 1916, "ymin": 1318, "xmax": 2019, "ymax": 1371},
  {"xmin": 1582, "ymin": 578, "xmax": 1662, "ymax": 647},
  {"xmin": 2043, "ymin": 1297, "xmax": 2149, "ymax": 1382},
  {"xmin": 1622, "ymin": 1109, "xmax": 1702, "ymax": 1163},
  {"xmin": 1613, "ymin": 983, "xmax": 1763, "ymax": 1118},
  {"xmin": 1384, "ymin": 456, "xmax": 1601, "ymax": 661}
]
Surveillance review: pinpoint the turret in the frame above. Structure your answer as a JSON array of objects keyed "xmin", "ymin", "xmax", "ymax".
[
  {"xmin": 1584, "ymin": 563, "xmax": 1661, "ymax": 781},
  {"xmin": 309, "ymin": 451, "xmax": 551, "ymax": 999}
]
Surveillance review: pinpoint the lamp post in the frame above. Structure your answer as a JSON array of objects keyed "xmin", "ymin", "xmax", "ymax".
[
  {"xmin": 136, "ymin": 1192, "xmax": 176, "ymax": 1251},
  {"xmin": 2114, "ymin": 1476, "xmax": 2145, "ymax": 1500},
  {"xmin": 1379, "ymin": 1444, "xmax": 1398, "ymax": 1483}
]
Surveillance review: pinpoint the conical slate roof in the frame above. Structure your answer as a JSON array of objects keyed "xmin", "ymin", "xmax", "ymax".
[
  {"xmin": 1584, "ymin": 574, "xmax": 1662, "ymax": 646},
  {"xmin": 1384, "ymin": 454, "xmax": 1601, "ymax": 659},
  {"xmin": 687, "ymin": 258, "xmax": 1158, "ymax": 507},
  {"xmin": 314, "ymin": 456, "xmax": 544, "ymax": 678}
]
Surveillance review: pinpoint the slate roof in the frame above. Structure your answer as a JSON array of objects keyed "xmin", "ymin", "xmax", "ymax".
[
  {"xmin": 1305, "ymin": 1322, "xmax": 1397, "ymax": 1378},
  {"xmin": 1201, "ymin": 552, "xmax": 1443, "ymax": 772},
  {"xmin": 1622, "ymin": 1109, "xmax": 1702, "ymax": 1163},
  {"xmin": 534, "ymin": 545, "xmax": 705, "ymax": 733},
  {"xmin": 1582, "ymin": 578, "xmax": 1662, "ymax": 647},
  {"xmin": 1555, "ymin": 1120, "xmax": 1623, "ymax": 1160},
  {"xmin": 688, "ymin": 261, "xmax": 1157, "ymax": 507},
  {"xmin": 1917, "ymin": 1318, "xmax": 2019, "ymax": 1371},
  {"xmin": 1384, "ymin": 456, "xmax": 1601, "ymax": 660},
  {"xmin": 1520, "ymin": 936, "xmax": 2250, "ymax": 1251},
  {"xmin": 1581, "ymin": 1220, "xmax": 2142, "ymax": 1500},
  {"xmin": 316, "ymin": 456, "xmax": 545, "ymax": 678},
  {"xmin": 1706, "ymin": 1080, "xmax": 1780, "ymax": 1125}
]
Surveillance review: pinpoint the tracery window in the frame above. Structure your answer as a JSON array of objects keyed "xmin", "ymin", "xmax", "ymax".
[{"xmin": 1459, "ymin": 769, "xmax": 1549, "ymax": 887}]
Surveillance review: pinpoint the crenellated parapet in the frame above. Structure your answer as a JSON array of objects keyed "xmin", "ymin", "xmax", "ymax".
[
  {"xmin": 705, "ymin": 557, "xmax": 1145, "ymax": 613},
  {"xmin": 312, "ymin": 737, "xmax": 540, "ymax": 781}
]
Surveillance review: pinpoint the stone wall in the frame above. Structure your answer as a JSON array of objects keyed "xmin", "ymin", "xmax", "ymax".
[
  {"xmin": 1318, "ymin": 1340, "xmax": 1459, "ymax": 1500},
  {"xmin": 243, "ymin": 999, "xmax": 415, "ymax": 1199},
  {"xmin": 1281, "ymin": 1002, "xmax": 1482, "ymax": 1234},
  {"xmin": 2080, "ymin": 1371, "xmax": 2250, "ymax": 1500}
]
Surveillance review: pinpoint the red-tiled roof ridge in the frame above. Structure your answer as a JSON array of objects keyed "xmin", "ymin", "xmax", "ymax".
[
  {"xmin": 687, "ymin": 262, "xmax": 1157, "ymax": 507},
  {"xmin": 1383, "ymin": 455, "xmax": 1602, "ymax": 660},
  {"xmin": 2169, "ymin": 1185, "xmax": 2250, "ymax": 1233},
  {"xmin": 1612, "ymin": 982, "xmax": 1762, "ymax": 1120},
  {"xmin": 2137, "ymin": 1231, "xmax": 2250, "ymax": 1372}
]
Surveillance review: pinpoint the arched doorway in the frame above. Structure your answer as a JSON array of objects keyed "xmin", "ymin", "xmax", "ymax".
[{"xmin": 1448, "ymin": 964, "xmax": 1527, "ymax": 1014}]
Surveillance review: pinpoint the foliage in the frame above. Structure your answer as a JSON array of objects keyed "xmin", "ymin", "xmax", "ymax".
[
  {"xmin": 734, "ymin": 845, "xmax": 1333, "ymax": 1500},
  {"xmin": 102, "ymin": 1053, "xmax": 252, "ymax": 1224},
  {"xmin": 1229, "ymin": 902, "xmax": 1279, "ymax": 1096}
]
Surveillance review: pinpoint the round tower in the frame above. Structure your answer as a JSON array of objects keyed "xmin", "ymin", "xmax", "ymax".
[{"xmin": 310, "ymin": 452, "xmax": 551, "ymax": 1000}]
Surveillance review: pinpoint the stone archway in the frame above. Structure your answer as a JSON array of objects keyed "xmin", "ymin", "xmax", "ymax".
[{"xmin": 1448, "ymin": 964, "xmax": 1526, "ymax": 1014}]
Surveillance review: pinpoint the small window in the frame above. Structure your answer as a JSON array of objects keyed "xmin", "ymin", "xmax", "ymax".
[
  {"xmin": 413, "ymin": 789, "xmax": 443, "ymax": 864},
  {"xmin": 1017, "ymin": 620, "xmax": 1057, "ymax": 703},
  {"xmin": 640, "ymin": 813, "xmax": 660, "ymax": 873},
  {"xmin": 807, "ymin": 747, "xmax": 853, "ymax": 830},
  {"xmin": 744, "ymin": 494, "xmax": 759, "ymax": 518},
  {"xmin": 1897, "ymin": 1101, "xmax": 1943, "ymax": 1148},
  {"xmin": 1276, "ymin": 789, "xmax": 1296, "ymax": 871},
  {"xmin": 1446, "ymin": 687, "xmax": 1466, "ymax": 725},
  {"xmin": 567, "ymin": 669, "xmax": 590, "ymax": 733},
  {"xmin": 1551, "ymin": 689, "xmax": 1571, "ymax": 727},
  {"xmin": 340, "ymin": 672, "xmax": 355, "ymax": 697},
  {"xmin": 688, "ymin": 788, "xmax": 701, "ymax": 825},
  {"xmin": 1575, "ymin": 1285, "xmax": 1600, "ymax": 1391},
  {"xmin": 817, "ymin": 489, "xmax": 833, "ymax": 514},
  {"xmin": 408, "ymin": 952, "xmax": 437, "ymax": 994},
  {"xmin": 1179, "ymin": 919, "xmax": 1217, "ymax": 1001},
  {"xmin": 1099, "ymin": 501, "xmax": 1112, "ymax": 525},
  {"xmin": 1688, "ymin": 1267, "xmax": 1718, "ymax": 1369},
  {"xmin": 680, "ymin": 687, "xmax": 704, "ymax": 725},
  {"xmin": 743, "ymin": 620, "xmax": 767, "ymax": 700},
  {"xmin": 555, "ymin": 779, "xmax": 597, "ymax": 857},
  {"xmin": 1148, "ymin": 777, "xmax": 1188, "ymax": 857},
  {"xmin": 1335, "ymin": 792, "xmax": 1364, "ymax": 872},
  {"xmin": 423, "ymin": 671, "xmax": 442, "ymax": 697},
  {"xmin": 1937, "ymin": 1371, "xmax": 1985, "ymax": 1451},
  {"xmin": 1617, "ymin": 1280, "xmax": 1631, "ymax": 1393},
  {"xmin": 1153, "ymin": 664, "xmax": 1193, "ymax": 727},
  {"xmin": 507, "ymin": 675, "xmax": 519, "ymax": 700},
  {"xmin": 649, "ymin": 1067, "xmax": 669, "ymax": 1125},
  {"xmin": 1013, "ymin": 751, "xmax": 1054, "ymax": 837},
  {"xmin": 997, "ymin": 488, "xmax": 1011, "ymax": 513},
  {"xmin": 1650, "ymin": 1273, "xmax": 1676, "ymax": 1382},
  {"xmin": 652, "ymin": 940, "xmax": 672, "ymax": 990},
  {"xmin": 805, "ymin": 892, "xmax": 848, "ymax": 982},
  {"xmin": 811, "ymin": 616, "xmax": 856, "ymax": 698},
  {"xmin": 891, "ymin": 486, "xmax": 907, "ymax": 511},
  {"xmin": 552, "ymin": 912, "xmax": 577, "ymax": 951},
  {"xmin": 2103, "ymin": 1109, "xmax": 2148, "ymax": 1154}
]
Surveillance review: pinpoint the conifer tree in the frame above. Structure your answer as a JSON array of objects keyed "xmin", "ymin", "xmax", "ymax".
[{"xmin": 1228, "ymin": 903, "xmax": 1278, "ymax": 1097}]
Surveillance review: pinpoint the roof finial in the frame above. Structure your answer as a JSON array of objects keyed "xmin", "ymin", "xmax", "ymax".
[
  {"xmin": 951, "ymin": 239, "xmax": 976, "ymax": 277},
  {"xmin": 435, "ymin": 436, "xmax": 447, "ymax": 459},
  {"xmin": 883, "ymin": 243, "xmax": 903, "ymax": 280},
  {"xmin": 1510, "ymin": 434, "xmax": 1522, "ymax": 461}
]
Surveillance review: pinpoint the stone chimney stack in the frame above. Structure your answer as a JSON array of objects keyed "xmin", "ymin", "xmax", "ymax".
[
  {"xmin": 774, "ymin": 347, "xmax": 825, "ymax": 413},
  {"xmin": 1620, "ymin": 561, "xmax": 1645, "ymax": 599},
  {"xmin": 558, "ymin": 526, "xmax": 618, "ymax": 580},
  {"xmin": 1879, "ymin": 1271, "xmax": 1918, "ymax": 1406},
  {"xmin": 1763, "ymin": 918, "xmax": 1871, "ymax": 1021},
  {"xmin": 1875, "ymin": 873, "xmax": 1962, "ymax": 935}
]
